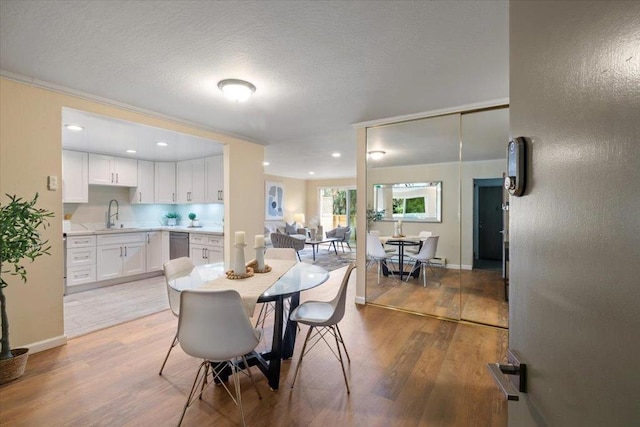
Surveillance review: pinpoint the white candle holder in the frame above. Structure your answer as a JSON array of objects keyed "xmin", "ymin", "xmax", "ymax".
[
  {"xmin": 233, "ymin": 243, "xmax": 247, "ymax": 275},
  {"xmin": 255, "ymin": 245, "xmax": 265, "ymax": 270}
]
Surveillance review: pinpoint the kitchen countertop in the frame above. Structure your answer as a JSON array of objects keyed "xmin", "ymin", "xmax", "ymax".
[{"xmin": 64, "ymin": 225, "xmax": 224, "ymax": 237}]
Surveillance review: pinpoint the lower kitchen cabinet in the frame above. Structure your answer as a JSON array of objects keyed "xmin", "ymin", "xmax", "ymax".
[
  {"xmin": 66, "ymin": 235, "xmax": 96, "ymax": 287},
  {"xmin": 145, "ymin": 231, "xmax": 163, "ymax": 272},
  {"xmin": 189, "ymin": 233, "xmax": 223, "ymax": 266},
  {"xmin": 96, "ymin": 233, "xmax": 146, "ymax": 281}
]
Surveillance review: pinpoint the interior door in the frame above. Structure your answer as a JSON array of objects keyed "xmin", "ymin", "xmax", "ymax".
[{"xmin": 478, "ymin": 186, "xmax": 503, "ymax": 261}]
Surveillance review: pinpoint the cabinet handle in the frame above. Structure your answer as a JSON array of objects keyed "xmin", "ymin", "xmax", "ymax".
[
  {"xmin": 124, "ymin": 246, "xmax": 128, "ymax": 257},
  {"xmin": 205, "ymin": 248, "xmax": 208, "ymax": 260},
  {"xmin": 139, "ymin": 192, "xmax": 142, "ymax": 202},
  {"xmin": 120, "ymin": 246, "xmax": 123, "ymax": 257},
  {"xmin": 172, "ymin": 192, "xmax": 175, "ymax": 202},
  {"xmin": 111, "ymin": 172, "xmax": 114, "ymax": 183},
  {"xmin": 116, "ymin": 173, "xmax": 119, "ymax": 183},
  {"xmin": 147, "ymin": 234, "xmax": 150, "ymax": 244},
  {"xmin": 202, "ymin": 248, "xmax": 205, "ymax": 258}
]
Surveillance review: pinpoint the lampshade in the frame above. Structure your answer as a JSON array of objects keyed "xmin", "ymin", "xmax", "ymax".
[
  {"xmin": 368, "ymin": 150, "xmax": 386, "ymax": 160},
  {"xmin": 294, "ymin": 213, "xmax": 306, "ymax": 225},
  {"xmin": 217, "ymin": 79, "xmax": 256, "ymax": 102}
]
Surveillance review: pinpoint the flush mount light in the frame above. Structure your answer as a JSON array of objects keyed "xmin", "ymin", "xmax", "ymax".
[
  {"xmin": 126, "ymin": 149, "xmax": 137, "ymax": 154},
  {"xmin": 64, "ymin": 124, "xmax": 84, "ymax": 131},
  {"xmin": 368, "ymin": 150, "xmax": 386, "ymax": 160},
  {"xmin": 157, "ymin": 141, "xmax": 168, "ymax": 147},
  {"xmin": 332, "ymin": 152, "xmax": 341, "ymax": 158},
  {"xmin": 218, "ymin": 79, "xmax": 256, "ymax": 102},
  {"xmin": 263, "ymin": 161, "xmax": 270, "ymax": 166},
  {"xmin": 309, "ymin": 171, "xmax": 315, "ymax": 175}
]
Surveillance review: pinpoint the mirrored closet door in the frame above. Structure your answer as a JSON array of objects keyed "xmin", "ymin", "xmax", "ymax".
[{"xmin": 365, "ymin": 106, "xmax": 509, "ymax": 328}]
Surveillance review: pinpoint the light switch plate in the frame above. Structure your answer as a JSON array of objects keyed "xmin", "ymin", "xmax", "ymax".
[{"xmin": 47, "ymin": 175, "xmax": 58, "ymax": 191}]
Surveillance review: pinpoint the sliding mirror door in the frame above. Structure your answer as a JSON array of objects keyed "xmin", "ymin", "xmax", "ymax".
[
  {"xmin": 460, "ymin": 107, "xmax": 509, "ymax": 327},
  {"xmin": 365, "ymin": 113, "xmax": 461, "ymax": 320}
]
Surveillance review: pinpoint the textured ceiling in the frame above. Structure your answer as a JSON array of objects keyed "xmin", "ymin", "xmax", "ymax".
[{"xmin": 0, "ymin": 0, "xmax": 509, "ymax": 179}]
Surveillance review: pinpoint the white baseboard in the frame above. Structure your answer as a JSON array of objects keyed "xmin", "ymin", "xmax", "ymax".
[
  {"xmin": 25, "ymin": 335, "xmax": 68, "ymax": 354},
  {"xmin": 354, "ymin": 296, "xmax": 366, "ymax": 305}
]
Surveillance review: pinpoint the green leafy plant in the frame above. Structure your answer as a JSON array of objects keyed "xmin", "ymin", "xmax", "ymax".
[
  {"xmin": 366, "ymin": 208, "xmax": 385, "ymax": 225},
  {"xmin": 188, "ymin": 213, "xmax": 197, "ymax": 221},
  {"xmin": 165, "ymin": 212, "xmax": 180, "ymax": 219},
  {"xmin": 0, "ymin": 193, "xmax": 54, "ymax": 360}
]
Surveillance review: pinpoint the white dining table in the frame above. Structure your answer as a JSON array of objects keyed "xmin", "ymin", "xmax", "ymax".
[{"xmin": 169, "ymin": 259, "xmax": 330, "ymax": 390}]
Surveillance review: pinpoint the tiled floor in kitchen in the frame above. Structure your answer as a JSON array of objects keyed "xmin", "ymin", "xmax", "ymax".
[{"xmin": 64, "ymin": 275, "xmax": 169, "ymax": 338}]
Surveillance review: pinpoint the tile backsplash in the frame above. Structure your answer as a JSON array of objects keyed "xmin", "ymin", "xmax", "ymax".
[{"xmin": 63, "ymin": 186, "xmax": 223, "ymax": 229}]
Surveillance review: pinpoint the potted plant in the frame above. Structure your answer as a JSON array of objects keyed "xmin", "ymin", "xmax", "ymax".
[
  {"xmin": 188, "ymin": 213, "xmax": 199, "ymax": 227},
  {"xmin": 0, "ymin": 193, "xmax": 54, "ymax": 384},
  {"xmin": 165, "ymin": 212, "xmax": 179, "ymax": 226},
  {"xmin": 366, "ymin": 208, "xmax": 385, "ymax": 227}
]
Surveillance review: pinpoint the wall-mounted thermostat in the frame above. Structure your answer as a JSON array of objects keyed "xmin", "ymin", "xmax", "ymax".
[{"xmin": 504, "ymin": 137, "xmax": 526, "ymax": 196}]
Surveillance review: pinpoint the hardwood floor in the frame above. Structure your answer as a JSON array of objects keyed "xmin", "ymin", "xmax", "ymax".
[
  {"xmin": 1, "ymin": 267, "xmax": 508, "ymax": 426},
  {"xmin": 366, "ymin": 265, "xmax": 509, "ymax": 328}
]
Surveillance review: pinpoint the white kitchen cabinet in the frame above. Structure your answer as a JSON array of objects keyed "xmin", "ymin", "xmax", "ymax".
[
  {"xmin": 96, "ymin": 233, "xmax": 146, "ymax": 281},
  {"xmin": 65, "ymin": 234, "xmax": 96, "ymax": 286},
  {"xmin": 145, "ymin": 231, "xmax": 163, "ymax": 272},
  {"xmin": 161, "ymin": 231, "xmax": 170, "ymax": 265},
  {"xmin": 62, "ymin": 150, "xmax": 89, "ymax": 203},
  {"xmin": 205, "ymin": 155, "xmax": 224, "ymax": 203},
  {"xmin": 130, "ymin": 160, "xmax": 154, "ymax": 204},
  {"xmin": 176, "ymin": 158, "xmax": 206, "ymax": 203},
  {"xmin": 154, "ymin": 161, "xmax": 176, "ymax": 203},
  {"xmin": 189, "ymin": 233, "xmax": 223, "ymax": 266},
  {"xmin": 88, "ymin": 154, "xmax": 138, "ymax": 186}
]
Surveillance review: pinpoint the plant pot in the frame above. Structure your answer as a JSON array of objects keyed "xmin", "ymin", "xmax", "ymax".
[
  {"xmin": 0, "ymin": 348, "xmax": 29, "ymax": 385},
  {"xmin": 191, "ymin": 220, "xmax": 199, "ymax": 227},
  {"xmin": 167, "ymin": 218, "xmax": 176, "ymax": 226}
]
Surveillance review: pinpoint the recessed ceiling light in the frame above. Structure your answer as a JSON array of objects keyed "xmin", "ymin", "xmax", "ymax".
[
  {"xmin": 332, "ymin": 152, "xmax": 341, "ymax": 158},
  {"xmin": 157, "ymin": 141, "xmax": 168, "ymax": 147},
  {"xmin": 367, "ymin": 150, "xmax": 386, "ymax": 160},
  {"xmin": 309, "ymin": 171, "xmax": 315, "ymax": 175},
  {"xmin": 64, "ymin": 124, "xmax": 84, "ymax": 131},
  {"xmin": 263, "ymin": 161, "xmax": 270, "ymax": 166},
  {"xmin": 218, "ymin": 79, "xmax": 256, "ymax": 102},
  {"xmin": 126, "ymin": 149, "xmax": 137, "ymax": 154}
]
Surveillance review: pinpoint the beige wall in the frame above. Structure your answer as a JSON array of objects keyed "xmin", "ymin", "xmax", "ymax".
[{"xmin": 0, "ymin": 77, "xmax": 264, "ymax": 351}]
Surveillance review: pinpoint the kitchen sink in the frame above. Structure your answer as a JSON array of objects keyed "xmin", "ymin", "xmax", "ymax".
[{"xmin": 94, "ymin": 227, "xmax": 144, "ymax": 233}]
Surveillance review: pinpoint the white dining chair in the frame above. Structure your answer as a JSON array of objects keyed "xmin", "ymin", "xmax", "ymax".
[
  {"xmin": 405, "ymin": 236, "xmax": 440, "ymax": 287},
  {"xmin": 406, "ymin": 231, "xmax": 432, "ymax": 254},
  {"xmin": 254, "ymin": 248, "xmax": 298, "ymax": 329},
  {"xmin": 158, "ymin": 257, "xmax": 194, "ymax": 375},
  {"xmin": 177, "ymin": 289, "xmax": 262, "ymax": 426},
  {"xmin": 366, "ymin": 233, "xmax": 397, "ymax": 284},
  {"xmin": 289, "ymin": 263, "xmax": 356, "ymax": 393}
]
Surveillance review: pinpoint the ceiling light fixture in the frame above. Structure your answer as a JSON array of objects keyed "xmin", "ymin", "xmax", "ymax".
[
  {"xmin": 368, "ymin": 150, "xmax": 386, "ymax": 160},
  {"xmin": 64, "ymin": 124, "xmax": 84, "ymax": 131},
  {"xmin": 309, "ymin": 171, "xmax": 315, "ymax": 175},
  {"xmin": 218, "ymin": 79, "xmax": 256, "ymax": 102},
  {"xmin": 157, "ymin": 141, "xmax": 168, "ymax": 147},
  {"xmin": 126, "ymin": 149, "xmax": 137, "ymax": 154},
  {"xmin": 332, "ymin": 152, "xmax": 341, "ymax": 158},
  {"xmin": 263, "ymin": 161, "xmax": 270, "ymax": 166}
]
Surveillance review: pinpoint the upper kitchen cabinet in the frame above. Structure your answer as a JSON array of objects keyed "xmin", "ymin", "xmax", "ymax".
[
  {"xmin": 62, "ymin": 150, "xmax": 89, "ymax": 203},
  {"xmin": 205, "ymin": 155, "xmax": 224, "ymax": 203},
  {"xmin": 130, "ymin": 160, "xmax": 154, "ymax": 204},
  {"xmin": 176, "ymin": 158, "xmax": 206, "ymax": 203},
  {"xmin": 154, "ymin": 161, "xmax": 176, "ymax": 203},
  {"xmin": 88, "ymin": 154, "xmax": 138, "ymax": 186}
]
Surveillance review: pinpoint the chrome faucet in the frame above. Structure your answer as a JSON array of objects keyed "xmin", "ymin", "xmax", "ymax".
[{"xmin": 107, "ymin": 199, "xmax": 119, "ymax": 229}]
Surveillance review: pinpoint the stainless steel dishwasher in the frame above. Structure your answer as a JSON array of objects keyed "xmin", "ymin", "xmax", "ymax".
[{"xmin": 169, "ymin": 232, "xmax": 189, "ymax": 260}]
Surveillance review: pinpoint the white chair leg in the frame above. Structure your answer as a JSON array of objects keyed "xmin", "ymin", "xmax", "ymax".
[
  {"xmin": 159, "ymin": 333, "xmax": 178, "ymax": 375},
  {"xmin": 291, "ymin": 326, "xmax": 314, "ymax": 389}
]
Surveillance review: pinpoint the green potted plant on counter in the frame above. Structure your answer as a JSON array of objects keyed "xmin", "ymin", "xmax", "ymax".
[
  {"xmin": 0, "ymin": 193, "xmax": 54, "ymax": 384},
  {"xmin": 165, "ymin": 212, "xmax": 179, "ymax": 226},
  {"xmin": 188, "ymin": 213, "xmax": 199, "ymax": 227}
]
